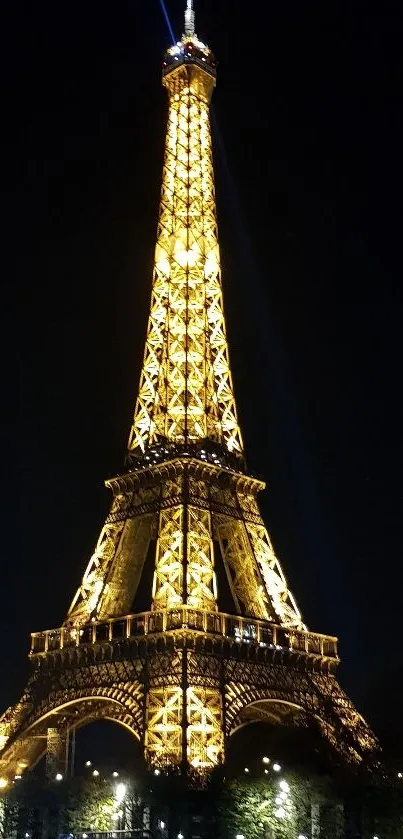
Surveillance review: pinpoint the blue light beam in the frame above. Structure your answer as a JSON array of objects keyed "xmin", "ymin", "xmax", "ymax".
[{"xmin": 158, "ymin": 0, "xmax": 176, "ymax": 45}]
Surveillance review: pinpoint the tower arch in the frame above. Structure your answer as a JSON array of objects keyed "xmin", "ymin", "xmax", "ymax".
[
  {"xmin": 0, "ymin": 0, "xmax": 380, "ymax": 782},
  {"xmin": 0, "ymin": 687, "xmax": 143, "ymax": 780},
  {"xmin": 229, "ymin": 698, "xmax": 306, "ymax": 735}
]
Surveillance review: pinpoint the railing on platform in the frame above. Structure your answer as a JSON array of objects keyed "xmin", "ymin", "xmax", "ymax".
[{"xmin": 30, "ymin": 607, "xmax": 338, "ymax": 661}]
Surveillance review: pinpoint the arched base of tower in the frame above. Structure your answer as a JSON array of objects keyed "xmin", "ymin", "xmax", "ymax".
[
  {"xmin": 232, "ymin": 698, "xmax": 306, "ymax": 731},
  {"xmin": 0, "ymin": 691, "xmax": 142, "ymax": 781},
  {"xmin": 0, "ymin": 620, "xmax": 380, "ymax": 784}
]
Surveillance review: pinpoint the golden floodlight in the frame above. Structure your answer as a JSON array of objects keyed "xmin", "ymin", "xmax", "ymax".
[{"xmin": 0, "ymin": 0, "xmax": 379, "ymax": 779}]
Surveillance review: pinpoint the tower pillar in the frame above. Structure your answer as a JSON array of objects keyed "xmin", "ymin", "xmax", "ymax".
[
  {"xmin": 45, "ymin": 726, "xmax": 68, "ymax": 780},
  {"xmin": 0, "ymin": 0, "xmax": 380, "ymax": 786}
]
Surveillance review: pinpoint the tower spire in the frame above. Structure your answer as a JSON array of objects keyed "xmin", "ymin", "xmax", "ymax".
[
  {"xmin": 0, "ymin": 2, "xmax": 380, "ymax": 786},
  {"xmin": 184, "ymin": 0, "xmax": 195, "ymax": 37}
]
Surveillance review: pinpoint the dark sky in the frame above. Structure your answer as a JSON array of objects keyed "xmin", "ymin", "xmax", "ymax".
[{"xmin": 0, "ymin": 0, "xmax": 402, "ymax": 743}]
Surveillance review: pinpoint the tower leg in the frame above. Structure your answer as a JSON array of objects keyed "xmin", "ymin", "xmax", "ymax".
[
  {"xmin": 144, "ymin": 653, "xmax": 224, "ymax": 773},
  {"xmin": 45, "ymin": 726, "xmax": 68, "ymax": 779}
]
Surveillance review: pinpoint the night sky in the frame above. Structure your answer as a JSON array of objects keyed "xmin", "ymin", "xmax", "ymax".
[{"xmin": 1, "ymin": 0, "xmax": 402, "ymax": 748}]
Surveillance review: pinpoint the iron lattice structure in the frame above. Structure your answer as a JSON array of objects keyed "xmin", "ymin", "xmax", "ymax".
[{"xmin": 0, "ymin": 3, "xmax": 378, "ymax": 783}]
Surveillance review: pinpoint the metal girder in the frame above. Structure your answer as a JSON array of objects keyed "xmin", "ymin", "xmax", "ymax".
[
  {"xmin": 128, "ymin": 60, "xmax": 243, "ymax": 458},
  {"xmin": 0, "ymin": 26, "xmax": 380, "ymax": 783},
  {"xmin": 64, "ymin": 459, "xmax": 304, "ymax": 631},
  {"xmin": 0, "ymin": 640, "xmax": 378, "ymax": 780}
]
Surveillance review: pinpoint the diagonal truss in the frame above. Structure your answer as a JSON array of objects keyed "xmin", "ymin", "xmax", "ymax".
[
  {"xmin": 0, "ymin": 9, "xmax": 379, "ymax": 783},
  {"xmin": 127, "ymin": 52, "xmax": 243, "ymax": 457},
  {"xmin": 65, "ymin": 459, "xmax": 303, "ymax": 629}
]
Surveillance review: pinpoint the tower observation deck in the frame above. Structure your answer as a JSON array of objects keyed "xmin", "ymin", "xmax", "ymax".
[{"xmin": 0, "ymin": 1, "xmax": 379, "ymax": 782}]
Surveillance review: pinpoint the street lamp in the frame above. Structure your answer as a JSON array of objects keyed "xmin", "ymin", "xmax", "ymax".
[
  {"xmin": 262, "ymin": 756, "xmax": 270, "ymax": 764},
  {"xmin": 272, "ymin": 763, "xmax": 281, "ymax": 772},
  {"xmin": 0, "ymin": 778, "xmax": 8, "ymax": 790},
  {"xmin": 115, "ymin": 783, "xmax": 127, "ymax": 803},
  {"xmin": 85, "ymin": 761, "xmax": 92, "ymax": 767},
  {"xmin": 159, "ymin": 821, "xmax": 165, "ymax": 830},
  {"xmin": 92, "ymin": 769, "xmax": 100, "ymax": 777},
  {"xmin": 55, "ymin": 773, "xmax": 63, "ymax": 782},
  {"xmin": 112, "ymin": 771, "xmax": 119, "ymax": 778}
]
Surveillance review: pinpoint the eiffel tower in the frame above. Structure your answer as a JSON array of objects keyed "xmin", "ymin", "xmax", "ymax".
[{"xmin": 0, "ymin": 1, "xmax": 378, "ymax": 783}]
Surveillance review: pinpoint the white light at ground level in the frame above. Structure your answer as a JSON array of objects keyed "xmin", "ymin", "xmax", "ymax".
[
  {"xmin": 298, "ymin": 835, "xmax": 308, "ymax": 839},
  {"xmin": 177, "ymin": 833, "xmax": 184, "ymax": 839},
  {"xmin": 55, "ymin": 773, "xmax": 63, "ymax": 781},
  {"xmin": 273, "ymin": 763, "xmax": 281, "ymax": 772},
  {"xmin": 262, "ymin": 756, "xmax": 270, "ymax": 764},
  {"xmin": 264, "ymin": 769, "xmax": 269, "ymax": 775},
  {"xmin": 115, "ymin": 783, "xmax": 126, "ymax": 802},
  {"xmin": 0, "ymin": 778, "xmax": 8, "ymax": 790},
  {"xmin": 112, "ymin": 771, "xmax": 119, "ymax": 778},
  {"xmin": 244, "ymin": 767, "xmax": 249, "ymax": 773},
  {"xmin": 83, "ymin": 834, "xmax": 88, "ymax": 838},
  {"xmin": 25, "ymin": 833, "xmax": 30, "ymax": 837},
  {"xmin": 398, "ymin": 772, "xmax": 402, "ymax": 778},
  {"xmin": 279, "ymin": 779, "xmax": 289, "ymax": 792},
  {"xmin": 85, "ymin": 761, "xmax": 92, "ymax": 767},
  {"xmin": 154, "ymin": 769, "xmax": 161, "ymax": 776},
  {"xmin": 92, "ymin": 769, "xmax": 99, "ymax": 777},
  {"xmin": 235, "ymin": 835, "xmax": 245, "ymax": 839},
  {"xmin": 159, "ymin": 822, "xmax": 165, "ymax": 830}
]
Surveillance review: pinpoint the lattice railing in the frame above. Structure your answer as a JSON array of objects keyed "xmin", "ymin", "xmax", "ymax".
[{"xmin": 30, "ymin": 608, "xmax": 338, "ymax": 661}]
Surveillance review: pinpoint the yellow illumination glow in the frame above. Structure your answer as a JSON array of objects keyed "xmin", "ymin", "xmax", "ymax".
[
  {"xmin": 0, "ymin": 21, "xmax": 381, "ymax": 787},
  {"xmin": 128, "ymin": 62, "xmax": 243, "ymax": 456},
  {"xmin": 66, "ymin": 51, "xmax": 304, "ymax": 629},
  {"xmin": 145, "ymin": 685, "xmax": 223, "ymax": 769}
]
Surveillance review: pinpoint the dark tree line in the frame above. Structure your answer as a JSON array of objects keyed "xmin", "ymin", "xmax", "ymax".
[{"xmin": 1, "ymin": 767, "xmax": 402, "ymax": 839}]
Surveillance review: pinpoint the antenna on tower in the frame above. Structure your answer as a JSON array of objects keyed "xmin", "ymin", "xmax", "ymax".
[{"xmin": 184, "ymin": 0, "xmax": 195, "ymax": 37}]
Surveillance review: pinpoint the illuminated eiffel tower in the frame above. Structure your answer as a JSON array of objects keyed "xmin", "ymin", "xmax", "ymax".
[{"xmin": 0, "ymin": 1, "xmax": 378, "ymax": 783}]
